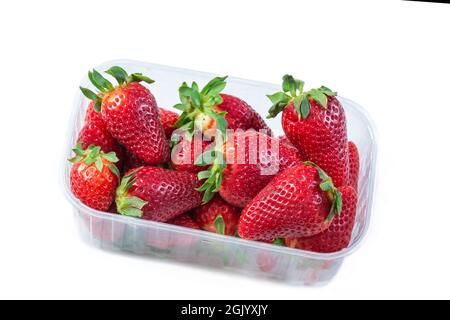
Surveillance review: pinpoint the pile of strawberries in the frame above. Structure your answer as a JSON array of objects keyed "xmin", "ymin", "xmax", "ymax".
[{"xmin": 69, "ymin": 66, "xmax": 360, "ymax": 254}]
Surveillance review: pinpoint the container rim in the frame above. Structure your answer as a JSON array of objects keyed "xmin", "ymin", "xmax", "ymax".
[{"xmin": 62, "ymin": 59, "xmax": 378, "ymax": 261}]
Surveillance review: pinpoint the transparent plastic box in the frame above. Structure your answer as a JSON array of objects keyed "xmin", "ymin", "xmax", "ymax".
[{"xmin": 63, "ymin": 60, "xmax": 377, "ymax": 286}]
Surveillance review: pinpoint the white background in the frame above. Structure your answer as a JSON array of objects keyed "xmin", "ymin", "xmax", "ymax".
[{"xmin": 0, "ymin": 0, "xmax": 449, "ymax": 300}]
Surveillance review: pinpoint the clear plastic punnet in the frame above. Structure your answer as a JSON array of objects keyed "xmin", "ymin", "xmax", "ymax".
[{"xmin": 63, "ymin": 60, "xmax": 377, "ymax": 286}]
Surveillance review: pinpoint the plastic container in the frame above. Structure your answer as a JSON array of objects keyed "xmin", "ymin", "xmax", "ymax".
[{"xmin": 63, "ymin": 59, "xmax": 377, "ymax": 286}]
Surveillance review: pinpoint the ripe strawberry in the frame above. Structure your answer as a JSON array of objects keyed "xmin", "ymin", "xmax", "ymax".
[
  {"xmin": 159, "ymin": 108, "xmax": 179, "ymax": 139},
  {"xmin": 78, "ymin": 101, "xmax": 124, "ymax": 165},
  {"xmin": 80, "ymin": 66, "xmax": 170, "ymax": 165},
  {"xmin": 69, "ymin": 144, "xmax": 120, "ymax": 211},
  {"xmin": 193, "ymin": 195, "xmax": 241, "ymax": 236},
  {"xmin": 171, "ymin": 132, "xmax": 212, "ymax": 174},
  {"xmin": 348, "ymin": 141, "xmax": 360, "ymax": 192},
  {"xmin": 279, "ymin": 135, "xmax": 307, "ymax": 160},
  {"xmin": 174, "ymin": 77, "xmax": 271, "ymax": 138},
  {"xmin": 238, "ymin": 162, "xmax": 342, "ymax": 241},
  {"xmin": 168, "ymin": 214, "xmax": 200, "ymax": 230},
  {"xmin": 285, "ymin": 186, "xmax": 357, "ymax": 253},
  {"xmin": 199, "ymin": 130, "xmax": 302, "ymax": 207},
  {"xmin": 268, "ymin": 75, "xmax": 349, "ymax": 187},
  {"xmin": 116, "ymin": 167, "xmax": 203, "ymax": 222}
]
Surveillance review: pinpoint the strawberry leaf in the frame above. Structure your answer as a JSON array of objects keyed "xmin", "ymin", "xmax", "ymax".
[
  {"xmin": 304, "ymin": 161, "xmax": 342, "ymax": 221},
  {"xmin": 308, "ymin": 89, "xmax": 328, "ymax": 108},
  {"xmin": 300, "ymin": 96, "xmax": 310, "ymax": 119},
  {"xmin": 102, "ymin": 152, "xmax": 119, "ymax": 163},
  {"xmin": 214, "ymin": 215, "xmax": 225, "ymax": 235},
  {"xmin": 80, "ymin": 87, "xmax": 101, "ymax": 102},
  {"xmin": 128, "ymin": 73, "xmax": 155, "ymax": 84},
  {"xmin": 89, "ymin": 69, "xmax": 113, "ymax": 93},
  {"xmin": 107, "ymin": 164, "xmax": 121, "ymax": 179},
  {"xmin": 105, "ymin": 66, "xmax": 128, "ymax": 85}
]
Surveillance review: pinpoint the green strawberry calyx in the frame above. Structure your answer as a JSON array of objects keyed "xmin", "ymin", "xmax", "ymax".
[
  {"xmin": 115, "ymin": 168, "xmax": 148, "ymax": 218},
  {"xmin": 68, "ymin": 144, "xmax": 120, "ymax": 178},
  {"xmin": 173, "ymin": 76, "xmax": 228, "ymax": 138},
  {"xmin": 195, "ymin": 143, "xmax": 227, "ymax": 204},
  {"xmin": 304, "ymin": 161, "xmax": 343, "ymax": 222},
  {"xmin": 266, "ymin": 75, "xmax": 337, "ymax": 119},
  {"xmin": 172, "ymin": 76, "xmax": 230, "ymax": 204},
  {"xmin": 79, "ymin": 66, "xmax": 155, "ymax": 112},
  {"xmin": 213, "ymin": 214, "xmax": 225, "ymax": 235}
]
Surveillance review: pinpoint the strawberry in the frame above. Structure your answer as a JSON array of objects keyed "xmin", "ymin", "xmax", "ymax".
[
  {"xmin": 348, "ymin": 141, "xmax": 360, "ymax": 192},
  {"xmin": 174, "ymin": 77, "xmax": 271, "ymax": 138},
  {"xmin": 159, "ymin": 108, "xmax": 179, "ymax": 139},
  {"xmin": 279, "ymin": 135, "xmax": 294, "ymax": 148},
  {"xmin": 267, "ymin": 75, "xmax": 349, "ymax": 187},
  {"xmin": 78, "ymin": 101, "xmax": 124, "ymax": 165},
  {"xmin": 116, "ymin": 167, "xmax": 203, "ymax": 222},
  {"xmin": 167, "ymin": 214, "xmax": 200, "ymax": 230},
  {"xmin": 279, "ymin": 135, "xmax": 307, "ymax": 160},
  {"xmin": 69, "ymin": 144, "xmax": 120, "ymax": 211},
  {"xmin": 198, "ymin": 130, "xmax": 302, "ymax": 207},
  {"xmin": 285, "ymin": 185, "xmax": 357, "ymax": 253},
  {"xmin": 238, "ymin": 162, "xmax": 343, "ymax": 241},
  {"xmin": 193, "ymin": 195, "xmax": 241, "ymax": 236},
  {"xmin": 80, "ymin": 66, "xmax": 170, "ymax": 165},
  {"xmin": 170, "ymin": 132, "xmax": 212, "ymax": 174}
]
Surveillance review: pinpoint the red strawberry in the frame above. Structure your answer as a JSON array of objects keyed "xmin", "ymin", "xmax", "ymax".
[
  {"xmin": 279, "ymin": 135, "xmax": 307, "ymax": 160},
  {"xmin": 159, "ymin": 108, "xmax": 179, "ymax": 139},
  {"xmin": 201, "ymin": 130, "xmax": 302, "ymax": 207},
  {"xmin": 171, "ymin": 133, "xmax": 212, "ymax": 174},
  {"xmin": 268, "ymin": 75, "xmax": 349, "ymax": 187},
  {"xmin": 348, "ymin": 141, "xmax": 360, "ymax": 192},
  {"xmin": 285, "ymin": 186, "xmax": 357, "ymax": 253},
  {"xmin": 80, "ymin": 66, "xmax": 170, "ymax": 165},
  {"xmin": 193, "ymin": 195, "xmax": 241, "ymax": 236},
  {"xmin": 174, "ymin": 77, "xmax": 271, "ymax": 138},
  {"xmin": 69, "ymin": 144, "xmax": 120, "ymax": 211},
  {"xmin": 167, "ymin": 214, "xmax": 200, "ymax": 230},
  {"xmin": 78, "ymin": 102, "xmax": 124, "ymax": 165},
  {"xmin": 238, "ymin": 162, "xmax": 342, "ymax": 241},
  {"xmin": 116, "ymin": 167, "xmax": 203, "ymax": 222}
]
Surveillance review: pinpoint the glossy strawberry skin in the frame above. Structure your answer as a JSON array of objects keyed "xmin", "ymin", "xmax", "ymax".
[
  {"xmin": 171, "ymin": 134, "xmax": 212, "ymax": 174},
  {"xmin": 78, "ymin": 102, "xmax": 123, "ymax": 164},
  {"xmin": 159, "ymin": 108, "xmax": 179, "ymax": 139},
  {"xmin": 216, "ymin": 94, "xmax": 272, "ymax": 135},
  {"xmin": 101, "ymin": 82, "xmax": 170, "ymax": 165},
  {"xmin": 285, "ymin": 186, "xmax": 357, "ymax": 253},
  {"xmin": 70, "ymin": 159, "xmax": 119, "ymax": 211},
  {"xmin": 348, "ymin": 141, "xmax": 360, "ymax": 192},
  {"xmin": 282, "ymin": 96, "xmax": 349, "ymax": 187},
  {"xmin": 168, "ymin": 214, "xmax": 200, "ymax": 230},
  {"xmin": 122, "ymin": 167, "xmax": 203, "ymax": 222},
  {"xmin": 238, "ymin": 164, "xmax": 333, "ymax": 241},
  {"xmin": 219, "ymin": 131, "xmax": 303, "ymax": 208},
  {"xmin": 279, "ymin": 135, "xmax": 307, "ymax": 160},
  {"xmin": 193, "ymin": 196, "xmax": 241, "ymax": 235}
]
